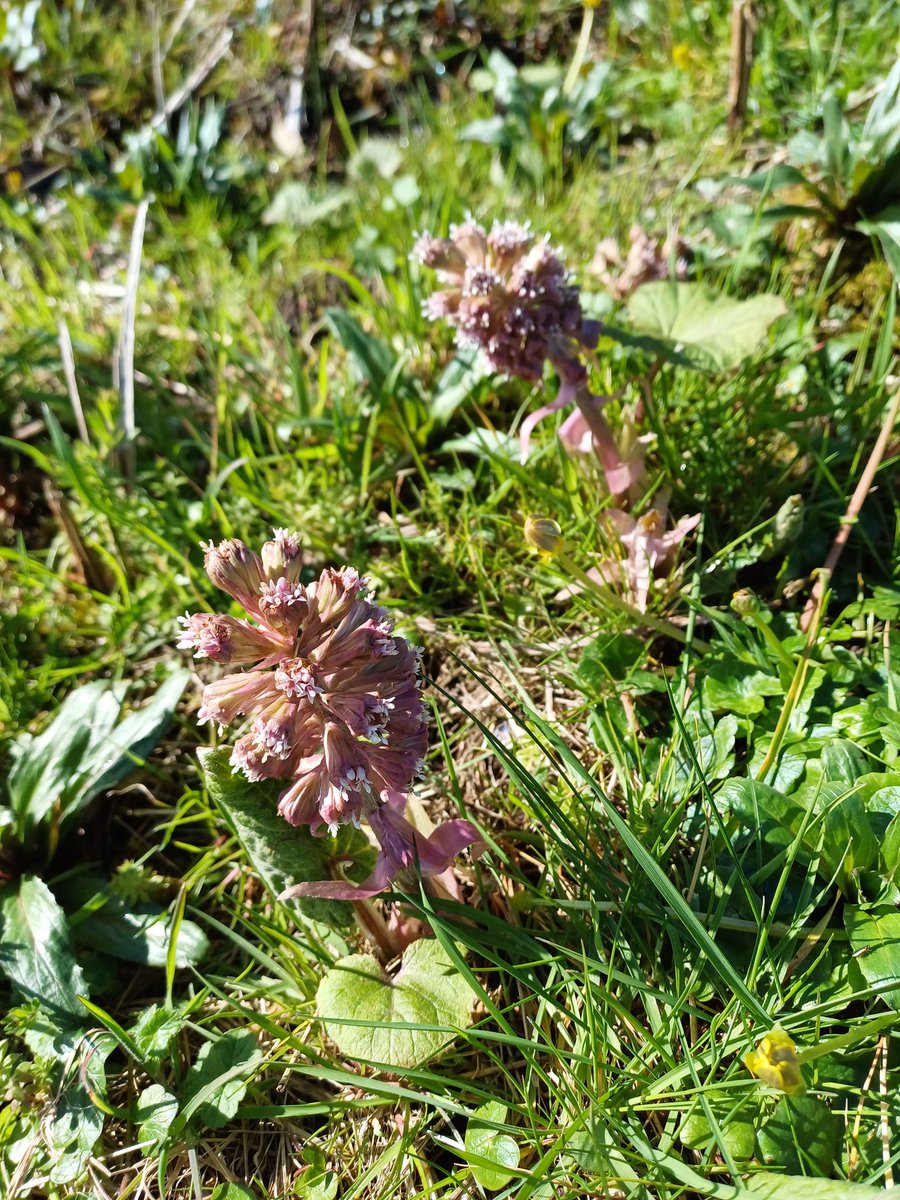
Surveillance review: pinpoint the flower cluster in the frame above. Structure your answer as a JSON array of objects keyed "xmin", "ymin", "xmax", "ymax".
[
  {"xmin": 556, "ymin": 507, "xmax": 700, "ymax": 611},
  {"xmin": 591, "ymin": 225, "xmax": 690, "ymax": 300},
  {"xmin": 179, "ymin": 530, "xmax": 479, "ymax": 897},
  {"xmin": 415, "ymin": 219, "xmax": 593, "ymax": 384}
]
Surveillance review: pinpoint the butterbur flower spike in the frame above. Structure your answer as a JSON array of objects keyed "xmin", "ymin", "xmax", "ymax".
[
  {"xmin": 415, "ymin": 218, "xmax": 593, "ymax": 385},
  {"xmin": 181, "ymin": 530, "xmax": 479, "ymax": 897}
]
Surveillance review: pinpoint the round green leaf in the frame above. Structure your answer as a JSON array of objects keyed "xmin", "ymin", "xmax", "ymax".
[
  {"xmin": 624, "ymin": 282, "xmax": 787, "ymax": 372},
  {"xmin": 465, "ymin": 1101, "xmax": 520, "ymax": 1191},
  {"xmin": 758, "ymin": 1095, "xmax": 837, "ymax": 1174},
  {"xmin": 316, "ymin": 939, "xmax": 475, "ymax": 1069},
  {"xmin": 134, "ymin": 1084, "xmax": 179, "ymax": 1149}
]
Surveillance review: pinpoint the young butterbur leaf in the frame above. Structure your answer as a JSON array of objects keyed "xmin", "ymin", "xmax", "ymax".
[
  {"xmin": 757, "ymin": 1094, "xmax": 838, "ymax": 1175},
  {"xmin": 844, "ymin": 907, "xmax": 900, "ymax": 1008},
  {"xmin": 464, "ymin": 1101, "xmax": 520, "ymax": 1191},
  {"xmin": 316, "ymin": 938, "xmax": 475, "ymax": 1069},
  {"xmin": 623, "ymin": 282, "xmax": 787, "ymax": 371}
]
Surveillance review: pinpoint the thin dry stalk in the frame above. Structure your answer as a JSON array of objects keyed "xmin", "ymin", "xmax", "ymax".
[
  {"xmin": 57, "ymin": 318, "xmax": 90, "ymax": 444},
  {"xmin": 727, "ymin": 0, "xmax": 755, "ymax": 131},
  {"xmin": 801, "ymin": 385, "xmax": 900, "ymax": 631},
  {"xmin": 115, "ymin": 198, "xmax": 151, "ymax": 486}
]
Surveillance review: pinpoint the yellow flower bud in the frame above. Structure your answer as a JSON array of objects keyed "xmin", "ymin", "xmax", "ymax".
[
  {"xmin": 524, "ymin": 516, "xmax": 564, "ymax": 557},
  {"xmin": 744, "ymin": 1027, "xmax": 806, "ymax": 1095}
]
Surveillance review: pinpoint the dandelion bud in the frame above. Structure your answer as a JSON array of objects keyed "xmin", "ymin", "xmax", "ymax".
[
  {"xmin": 744, "ymin": 1027, "xmax": 806, "ymax": 1095},
  {"xmin": 524, "ymin": 515, "xmax": 564, "ymax": 557},
  {"xmin": 731, "ymin": 588, "xmax": 763, "ymax": 618}
]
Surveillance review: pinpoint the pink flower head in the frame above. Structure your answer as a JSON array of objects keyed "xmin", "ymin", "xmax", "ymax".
[
  {"xmin": 591, "ymin": 225, "xmax": 690, "ymax": 301},
  {"xmin": 415, "ymin": 218, "xmax": 590, "ymax": 384},
  {"xmin": 557, "ymin": 507, "xmax": 701, "ymax": 610},
  {"xmin": 181, "ymin": 532, "xmax": 479, "ymax": 896}
]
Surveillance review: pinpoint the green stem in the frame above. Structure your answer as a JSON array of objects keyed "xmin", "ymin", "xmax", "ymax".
[
  {"xmin": 563, "ymin": 4, "xmax": 595, "ymax": 96},
  {"xmin": 558, "ymin": 551, "xmax": 697, "ymax": 648}
]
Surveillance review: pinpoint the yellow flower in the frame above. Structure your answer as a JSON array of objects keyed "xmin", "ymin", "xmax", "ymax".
[
  {"xmin": 672, "ymin": 43, "xmax": 691, "ymax": 70},
  {"xmin": 744, "ymin": 1027, "xmax": 806, "ymax": 1094},
  {"xmin": 524, "ymin": 516, "xmax": 564, "ymax": 557}
]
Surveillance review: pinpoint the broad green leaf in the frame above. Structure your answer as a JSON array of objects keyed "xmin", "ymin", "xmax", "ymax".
[
  {"xmin": 324, "ymin": 307, "xmax": 395, "ymax": 392},
  {"xmin": 209, "ymin": 1185, "xmax": 258, "ymax": 1200},
  {"xmin": 181, "ymin": 1029, "xmax": 262, "ymax": 1130},
  {"xmin": 702, "ymin": 661, "xmax": 783, "ymax": 716},
  {"xmin": 0, "ymin": 875, "xmax": 88, "ymax": 1023},
  {"xmin": 47, "ymin": 1042, "xmax": 108, "ymax": 1184},
  {"xmin": 199, "ymin": 748, "xmax": 372, "ymax": 928},
  {"xmin": 845, "ymin": 906, "xmax": 900, "ymax": 1008},
  {"xmin": 316, "ymin": 938, "xmax": 475, "ymax": 1068},
  {"xmin": 262, "ymin": 182, "xmax": 354, "ymax": 227},
  {"xmin": 747, "ymin": 1175, "xmax": 900, "ymax": 1200},
  {"xmin": 625, "ymin": 283, "xmax": 787, "ymax": 371},
  {"xmin": 882, "ymin": 812, "xmax": 900, "ymax": 882},
  {"xmin": 134, "ymin": 1084, "xmax": 179, "ymax": 1149},
  {"xmin": 430, "ymin": 349, "xmax": 491, "ymax": 425},
  {"xmin": 757, "ymin": 1094, "xmax": 837, "ymax": 1175},
  {"xmin": 821, "ymin": 740, "xmax": 868, "ymax": 784},
  {"xmin": 857, "ymin": 210, "xmax": 900, "ymax": 280},
  {"xmin": 464, "ymin": 1101, "xmax": 520, "ymax": 1191},
  {"xmin": 7, "ymin": 672, "xmax": 188, "ymax": 839},
  {"xmin": 73, "ymin": 897, "xmax": 208, "ymax": 968},
  {"xmin": 130, "ymin": 1005, "xmax": 187, "ymax": 1067},
  {"xmin": 294, "ymin": 1146, "xmax": 339, "ymax": 1200}
]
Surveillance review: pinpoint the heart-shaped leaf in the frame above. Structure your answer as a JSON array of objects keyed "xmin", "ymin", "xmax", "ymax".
[
  {"xmin": 464, "ymin": 1101, "xmax": 520, "ymax": 1191},
  {"xmin": 623, "ymin": 282, "xmax": 787, "ymax": 371},
  {"xmin": 316, "ymin": 938, "xmax": 475, "ymax": 1068},
  {"xmin": 0, "ymin": 875, "xmax": 89, "ymax": 1024}
]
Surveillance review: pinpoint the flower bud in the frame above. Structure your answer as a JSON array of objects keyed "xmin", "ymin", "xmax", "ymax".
[
  {"xmin": 731, "ymin": 588, "xmax": 764, "ymax": 618},
  {"xmin": 744, "ymin": 1027, "xmax": 805, "ymax": 1095},
  {"xmin": 524, "ymin": 515, "xmax": 564, "ymax": 556},
  {"xmin": 261, "ymin": 527, "xmax": 302, "ymax": 582}
]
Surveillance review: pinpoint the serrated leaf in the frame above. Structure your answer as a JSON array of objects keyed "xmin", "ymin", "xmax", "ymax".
[
  {"xmin": 0, "ymin": 875, "xmax": 88, "ymax": 1023},
  {"xmin": 464, "ymin": 1101, "xmax": 520, "ymax": 1191},
  {"xmin": 130, "ymin": 1005, "xmax": 187, "ymax": 1067},
  {"xmin": 181, "ymin": 1029, "xmax": 262, "ymax": 1130},
  {"xmin": 624, "ymin": 283, "xmax": 787, "ymax": 371},
  {"xmin": 845, "ymin": 906, "xmax": 900, "ymax": 1008},
  {"xmin": 135, "ymin": 1084, "xmax": 179, "ymax": 1149},
  {"xmin": 199, "ymin": 748, "xmax": 373, "ymax": 928},
  {"xmin": 316, "ymin": 938, "xmax": 475, "ymax": 1069}
]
